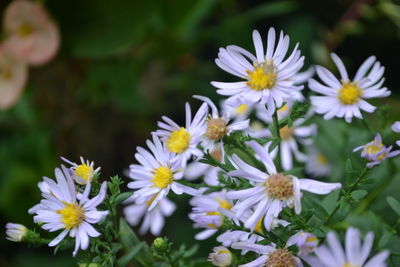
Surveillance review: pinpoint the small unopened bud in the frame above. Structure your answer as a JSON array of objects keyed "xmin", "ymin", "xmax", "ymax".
[
  {"xmin": 208, "ymin": 246, "xmax": 232, "ymax": 267},
  {"xmin": 152, "ymin": 237, "xmax": 170, "ymax": 254},
  {"xmin": 5, "ymin": 223, "xmax": 28, "ymax": 242}
]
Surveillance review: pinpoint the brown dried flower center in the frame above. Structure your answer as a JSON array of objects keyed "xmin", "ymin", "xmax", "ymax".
[
  {"xmin": 205, "ymin": 118, "xmax": 228, "ymax": 140},
  {"xmin": 279, "ymin": 126, "xmax": 295, "ymax": 140},
  {"xmin": 265, "ymin": 248, "xmax": 296, "ymax": 267},
  {"xmin": 265, "ymin": 174, "xmax": 293, "ymax": 200}
]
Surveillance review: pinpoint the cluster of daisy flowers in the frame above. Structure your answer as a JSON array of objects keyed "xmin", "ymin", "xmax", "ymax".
[
  {"xmin": 0, "ymin": 0, "xmax": 60, "ymax": 110},
  {"xmin": 5, "ymin": 25, "xmax": 400, "ymax": 266}
]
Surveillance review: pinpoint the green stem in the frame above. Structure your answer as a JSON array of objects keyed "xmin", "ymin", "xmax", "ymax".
[
  {"xmin": 272, "ymin": 107, "xmax": 282, "ymax": 170},
  {"xmin": 326, "ymin": 167, "xmax": 368, "ymax": 224}
]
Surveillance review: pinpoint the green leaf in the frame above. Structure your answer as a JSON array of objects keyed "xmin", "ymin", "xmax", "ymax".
[
  {"xmin": 351, "ymin": 190, "xmax": 368, "ymax": 201},
  {"xmin": 113, "ymin": 192, "xmax": 133, "ymax": 205},
  {"xmin": 387, "ymin": 197, "xmax": 400, "ymax": 216},
  {"xmin": 118, "ymin": 242, "xmax": 145, "ymax": 266},
  {"xmin": 378, "ymin": 228, "xmax": 393, "ymax": 248},
  {"xmin": 322, "ymin": 190, "xmax": 340, "ymax": 213}
]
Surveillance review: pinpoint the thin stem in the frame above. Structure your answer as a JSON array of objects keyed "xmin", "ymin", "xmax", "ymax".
[{"xmin": 272, "ymin": 107, "xmax": 282, "ymax": 170}]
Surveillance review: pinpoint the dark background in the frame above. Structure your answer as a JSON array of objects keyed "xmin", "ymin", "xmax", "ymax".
[{"xmin": 1, "ymin": 0, "xmax": 400, "ymax": 265}]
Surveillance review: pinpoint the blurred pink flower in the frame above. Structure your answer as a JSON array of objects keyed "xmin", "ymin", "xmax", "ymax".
[
  {"xmin": 2, "ymin": 0, "xmax": 60, "ymax": 66},
  {"xmin": 0, "ymin": 48, "xmax": 28, "ymax": 110}
]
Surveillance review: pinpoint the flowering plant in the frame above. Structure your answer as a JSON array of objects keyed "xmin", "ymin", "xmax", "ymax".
[{"xmin": 5, "ymin": 23, "xmax": 400, "ymax": 267}]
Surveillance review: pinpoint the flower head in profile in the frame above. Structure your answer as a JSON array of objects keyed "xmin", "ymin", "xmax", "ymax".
[
  {"xmin": 208, "ymin": 246, "xmax": 233, "ymax": 267},
  {"xmin": 30, "ymin": 166, "xmax": 108, "ymax": 256},
  {"xmin": 226, "ymin": 141, "xmax": 341, "ymax": 231},
  {"xmin": 153, "ymin": 102, "xmax": 208, "ymax": 166},
  {"xmin": 128, "ymin": 135, "xmax": 198, "ymax": 210},
  {"xmin": 287, "ymin": 231, "xmax": 319, "ymax": 256},
  {"xmin": 3, "ymin": 0, "xmax": 60, "ymax": 66},
  {"xmin": 189, "ymin": 191, "xmax": 235, "ymax": 240},
  {"xmin": 310, "ymin": 53, "xmax": 390, "ymax": 123},
  {"xmin": 124, "ymin": 195, "xmax": 176, "ymax": 236},
  {"xmin": 193, "ymin": 95, "xmax": 250, "ymax": 149},
  {"xmin": 0, "ymin": 48, "xmax": 28, "ymax": 110},
  {"xmin": 61, "ymin": 157, "xmax": 101, "ymax": 185},
  {"xmin": 305, "ymin": 147, "xmax": 332, "ymax": 177},
  {"xmin": 212, "ymin": 27, "xmax": 304, "ymax": 114},
  {"xmin": 5, "ymin": 223, "xmax": 28, "ymax": 242},
  {"xmin": 222, "ymin": 97, "xmax": 255, "ymax": 122},
  {"xmin": 311, "ymin": 227, "xmax": 389, "ymax": 267},
  {"xmin": 353, "ymin": 134, "xmax": 400, "ymax": 167},
  {"xmin": 392, "ymin": 121, "xmax": 400, "ymax": 147}
]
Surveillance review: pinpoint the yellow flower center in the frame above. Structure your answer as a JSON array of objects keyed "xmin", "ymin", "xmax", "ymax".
[
  {"xmin": 205, "ymin": 118, "xmax": 228, "ymax": 140},
  {"xmin": 246, "ymin": 62, "xmax": 277, "ymax": 91},
  {"xmin": 279, "ymin": 125, "xmax": 295, "ymax": 140},
  {"xmin": 166, "ymin": 127, "xmax": 191, "ymax": 154},
  {"xmin": 265, "ymin": 174, "xmax": 294, "ymax": 200},
  {"xmin": 278, "ymin": 104, "xmax": 288, "ymax": 113},
  {"xmin": 17, "ymin": 23, "xmax": 34, "ymax": 37},
  {"xmin": 205, "ymin": 198, "xmax": 232, "ymax": 228},
  {"xmin": 254, "ymin": 217, "xmax": 263, "ymax": 234},
  {"xmin": 56, "ymin": 202, "xmax": 84, "ymax": 229},
  {"xmin": 75, "ymin": 164, "xmax": 94, "ymax": 182},
  {"xmin": 145, "ymin": 195, "xmax": 158, "ymax": 206},
  {"xmin": 265, "ymin": 248, "xmax": 296, "ymax": 267},
  {"xmin": 152, "ymin": 166, "xmax": 174, "ymax": 188},
  {"xmin": 338, "ymin": 82, "xmax": 362, "ymax": 105},
  {"xmin": 235, "ymin": 104, "xmax": 248, "ymax": 115},
  {"xmin": 316, "ymin": 154, "xmax": 328, "ymax": 165},
  {"xmin": 364, "ymin": 143, "xmax": 386, "ymax": 160}
]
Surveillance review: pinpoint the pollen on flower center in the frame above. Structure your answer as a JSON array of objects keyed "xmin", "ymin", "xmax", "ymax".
[
  {"xmin": 166, "ymin": 127, "xmax": 191, "ymax": 154},
  {"xmin": 265, "ymin": 173, "xmax": 294, "ymax": 200},
  {"xmin": 265, "ymin": 248, "xmax": 296, "ymax": 267},
  {"xmin": 216, "ymin": 198, "xmax": 232, "ymax": 210},
  {"xmin": 17, "ymin": 22, "xmax": 34, "ymax": 37},
  {"xmin": 75, "ymin": 164, "xmax": 94, "ymax": 181},
  {"xmin": 364, "ymin": 143, "xmax": 383, "ymax": 155},
  {"xmin": 279, "ymin": 125, "xmax": 295, "ymax": 140},
  {"xmin": 56, "ymin": 202, "xmax": 84, "ymax": 229},
  {"xmin": 338, "ymin": 82, "xmax": 362, "ymax": 105},
  {"xmin": 246, "ymin": 62, "xmax": 277, "ymax": 91},
  {"xmin": 205, "ymin": 118, "xmax": 228, "ymax": 140},
  {"xmin": 317, "ymin": 154, "xmax": 328, "ymax": 165},
  {"xmin": 152, "ymin": 166, "xmax": 174, "ymax": 188}
]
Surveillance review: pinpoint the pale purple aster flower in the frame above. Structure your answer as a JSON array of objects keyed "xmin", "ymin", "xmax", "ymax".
[
  {"xmin": 310, "ymin": 227, "xmax": 389, "ymax": 267},
  {"xmin": 226, "ymin": 141, "xmax": 341, "ymax": 231},
  {"xmin": 310, "ymin": 53, "xmax": 390, "ymax": 123},
  {"xmin": 29, "ymin": 166, "xmax": 109, "ymax": 256},
  {"xmin": 353, "ymin": 134, "xmax": 400, "ymax": 167},
  {"xmin": 211, "ymin": 27, "xmax": 304, "ymax": 115},
  {"xmin": 153, "ymin": 102, "xmax": 208, "ymax": 166},
  {"xmin": 208, "ymin": 246, "xmax": 233, "ymax": 267},
  {"xmin": 5, "ymin": 223, "xmax": 27, "ymax": 242},
  {"xmin": 128, "ymin": 135, "xmax": 198, "ymax": 211},
  {"xmin": 61, "ymin": 156, "xmax": 101, "ymax": 185},
  {"xmin": 392, "ymin": 121, "xmax": 400, "ymax": 147}
]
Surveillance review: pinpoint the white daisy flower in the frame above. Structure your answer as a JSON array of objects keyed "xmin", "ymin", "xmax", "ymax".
[
  {"xmin": 123, "ymin": 195, "xmax": 176, "ymax": 236},
  {"xmin": 5, "ymin": 223, "xmax": 28, "ymax": 242},
  {"xmin": 353, "ymin": 133, "xmax": 400, "ymax": 167},
  {"xmin": 208, "ymin": 246, "xmax": 233, "ymax": 267},
  {"xmin": 232, "ymin": 242, "xmax": 304, "ymax": 267},
  {"xmin": 305, "ymin": 148, "xmax": 332, "ymax": 177},
  {"xmin": 227, "ymin": 140, "xmax": 341, "ymax": 231},
  {"xmin": 269, "ymin": 119, "xmax": 317, "ymax": 171},
  {"xmin": 193, "ymin": 95, "xmax": 250, "ymax": 149},
  {"xmin": 61, "ymin": 156, "xmax": 101, "ymax": 184},
  {"xmin": 185, "ymin": 142, "xmax": 225, "ymax": 186},
  {"xmin": 309, "ymin": 53, "xmax": 390, "ymax": 123},
  {"xmin": 128, "ymin": 135, "xmax": 198, "ymax": 210},
  {"xmin": 153, "ymin": 102, "xmax": 208, "ymax": 166},
  {"xmin": 30, "ymin": 166, "xmax": 109, "ymax": 256},
  {"xmin": 189, "ymin": 191, "xmax": 235, "ymax": 240},
  {"xmin": 287, "ymin": 231, "xmax": 319, "ymax": 256},
  {"xmin": 311, "ymin": 227, "xmax": 389, "ymax": 267},
  {"xmin": 211, "ymin": 27, "xmax": 304, "ymax": 114},
  {"xmin": 392, "ymin": 121, "xmax": 400, "ymax": 146}
]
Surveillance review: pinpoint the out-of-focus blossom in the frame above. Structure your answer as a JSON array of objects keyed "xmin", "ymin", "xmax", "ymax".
[
  {"xmin": 5, "ymin": 223, "xmax": 28, "ymax": 242},
  {"xmin": 287, "ymin": 231, "xmax": 318, "ymax": 256},
  {"xmin": 3, "ymin": 0, "xmax": 60, "ymax": 66},
  {"xmin": 208, "ymin": 246, "xmax": 233, "ymax": 267},
  {"xmin": 310, "ymin": 54, "xmax": 390, "ymax": 123},
  {"xmin": 0, "ymin": 48, "xmax": 28, "ymax": 110},
  {"xmin": 353, "ymin": 134, "xmax": 400, "ymax": 167},
  {"xmin": 305, "ymin": 148, "xmax": 332, "ymax": 177},
  {"xmin": 392, "ymin": 121, "xmax": 400, "ymax": 147}
]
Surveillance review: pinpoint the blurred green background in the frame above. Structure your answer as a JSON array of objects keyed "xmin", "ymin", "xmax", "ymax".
[{"xmin": 1, "ymin": 0, "xmax": 400, "ymax": 266}]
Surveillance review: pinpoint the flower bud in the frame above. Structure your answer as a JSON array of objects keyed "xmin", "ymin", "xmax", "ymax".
[
  {"xmin": 208, "ymin": 246, "xmax": 232, "ymax": 267},
  {"xmin": 152, "ymin": 237, "xmax": 170, "ymax": 254},
  {"xmin": 5, "ymin": 223, "xmax": 28, "ymax": 242}
]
